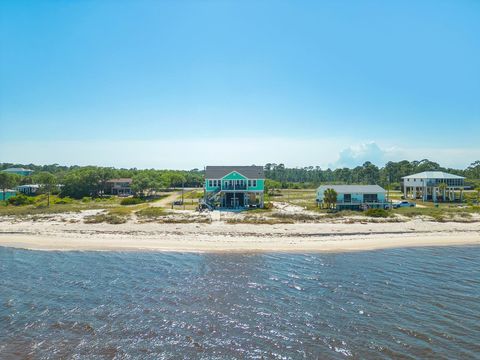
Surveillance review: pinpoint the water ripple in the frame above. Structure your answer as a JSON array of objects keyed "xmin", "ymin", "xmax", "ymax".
[{"xmin": 0, "ymin": 246, "xmax": 479, "ymax": 359}]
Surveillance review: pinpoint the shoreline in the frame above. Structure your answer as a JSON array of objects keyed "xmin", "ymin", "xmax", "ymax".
[
  {"xmin": 1, "ymin": 230, "xmax": 479, "ymax": 253},
  {"xmin": 1, "ymin": 208, "xmax": 479, "ymax": 253}
]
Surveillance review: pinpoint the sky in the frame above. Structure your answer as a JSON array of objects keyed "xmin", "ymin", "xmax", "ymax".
[{"xmin": 1, "ymin": 0, "xmax": 479, "ymax": 169}]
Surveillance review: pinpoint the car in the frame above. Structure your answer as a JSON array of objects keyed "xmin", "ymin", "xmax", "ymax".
[
  {"xmin": 393, "ymin": 201, "xmax": 416, "ymax": 208},
  {"xmin": 173, "ymin": 200, "xmax": 183, "ymax": 205}
]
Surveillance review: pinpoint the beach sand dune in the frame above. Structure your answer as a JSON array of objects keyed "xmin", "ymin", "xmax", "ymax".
[{"xmin": 0, "ymin": 213, "xmax": 478, "ymax": 252}]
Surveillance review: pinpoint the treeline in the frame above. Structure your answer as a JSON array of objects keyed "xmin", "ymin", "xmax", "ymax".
[
  {"xmin": 0, "ymin": 164, "xmax": 204, "ymax": 199},
  {"xmin": 264, "ymin": 160, "xmax": 480, "ymax": 188},
  {"xmin": 2, "ymin": 159, "xmax": 479, "ymax": 198}
]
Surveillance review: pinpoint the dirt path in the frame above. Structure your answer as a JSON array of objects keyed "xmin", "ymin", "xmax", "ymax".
[{"xmin": 151, "ymin": 191, "xmax": 182, "ymax": 207}]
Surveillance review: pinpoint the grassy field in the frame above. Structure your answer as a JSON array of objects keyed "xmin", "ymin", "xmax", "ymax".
[{"xmin": 268, "ymin": 188, "xmax": 317, "ymax": 209}]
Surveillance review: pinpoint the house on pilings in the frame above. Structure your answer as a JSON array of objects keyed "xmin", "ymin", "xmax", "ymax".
[{"xmin": 203, "ymin": 166, "xmax": 265, "ymax": 210}]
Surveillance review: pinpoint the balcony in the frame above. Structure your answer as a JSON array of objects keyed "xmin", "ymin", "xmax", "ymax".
[{"xmin": 222, "ymin": 184, "xmax": 247, "ymax": 190}]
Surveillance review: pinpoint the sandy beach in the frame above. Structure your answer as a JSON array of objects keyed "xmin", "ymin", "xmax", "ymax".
[{"xmin": 0, "ymin": 209, "xmax": 479, "ymax": 252}]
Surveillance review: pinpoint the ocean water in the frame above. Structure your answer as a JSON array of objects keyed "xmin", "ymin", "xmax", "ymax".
[{"xmin": 1, "ymin": 246, "xmax": 479, "ymax": 359}]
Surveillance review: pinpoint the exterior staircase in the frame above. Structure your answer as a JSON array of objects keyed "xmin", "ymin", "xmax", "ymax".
[{"xmin": 199, "ymin": 187, "xmax": 222, "ymax": 210}]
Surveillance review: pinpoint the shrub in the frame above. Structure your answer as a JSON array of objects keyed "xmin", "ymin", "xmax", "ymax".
[
  {"xmin": 81, "ymin": 197, "xmax": 92, "ymax": 203},
  {"xmin": 136, "ymin": 207, "xmax": 165, "ymax": 218},
  {"xmin": 54, "ymin": 196, "xmax": 74, "ymax": 205},
  {"xmin": 120, "ymin": 197, "xmax": 144, "ymax": 206},
  {"xmin": 8, "ymin": 194, "xmax": 35, "ymax": 206},
  {"xmin": 364, "ymin": 208, "xmax": 390, "ymax": 218},
  {"xmin": 84, "ymin": 213, "xmax": 127, "ymax": 224}
]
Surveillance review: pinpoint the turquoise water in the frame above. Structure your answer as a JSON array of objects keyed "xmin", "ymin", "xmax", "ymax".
[{"xmin": 1, "ymin": 246, "xmax": 479, "ymax": 359}]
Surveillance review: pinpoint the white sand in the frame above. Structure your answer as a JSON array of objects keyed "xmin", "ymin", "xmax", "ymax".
[{"xmin": 0, "ymin": 212, "xmax": 479, "ymax": 252}]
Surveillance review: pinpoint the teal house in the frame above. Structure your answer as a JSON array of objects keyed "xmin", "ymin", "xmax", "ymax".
[
  {"xmin": 2, "ymin": 167, "xmax": 34, "ymax": 176},
  {"xmin": 1, "ymin": 190, "xmax": 17, "ymax": 201},
  {"xmin": 316, "ymin": 185, "xmax": 388, "ymax": 210},
  {"xmin": 203, "ymin": 166, "xmax": 265, "ymax": 209}
]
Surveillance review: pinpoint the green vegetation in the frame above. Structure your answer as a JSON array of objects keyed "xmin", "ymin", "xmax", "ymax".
[
  {"xmin": 0, "ymin": 195, "xmax": 122, "ymax": 217},
  {"xmin": 364, "ymin": 208, "xmax": 391, "ymax": 218},
  {"xmin": 120, "ymin": 197, "xmax": 145, "ymax": 205},
  {"xmin": 323, "ymin": 188, "xmax": 337, "ymax": 210},
  {"xmin": 0, "ymin": 172, "xmax": 21, "ymax": 200},
  {"xmin": 263, "ymin": 160, "xmax": 480, "ymax": 189},
  {"xmin": 84, "ymin": 213, "xmax": 127, "ymax": 224},
  {"xmin": 34, "ymin": 171, "xmax": 57, "ymax": 206},
  {"xmin": 8, "ymin": 194, "xmax": 35, "ymax": 206},
  {"xmin": 393, "ymin": 206, "xmax": 479, "ymax": 222},
  {"xmin": 135, "ymin": 207, "xmax": 166, "ymax": 219}
]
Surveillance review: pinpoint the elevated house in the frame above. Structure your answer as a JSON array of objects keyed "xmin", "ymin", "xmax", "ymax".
[
  {"xmin": 105, "ymin": 178, "xmax": 133, "ymax": 196},
  {"xmin": 402, "ymin": 171, "xmax": 465, "ymax": 202},
  {"xmin": 2, "ymin": 167, "xmax": 34, "ymax": 176},
  {"xmin": 316, "ymin": 185, "xmax": 388, "ymax": 210},
  {"xmin": 203, "ymin": 166, "xmax": 265, "ymax": 209}
]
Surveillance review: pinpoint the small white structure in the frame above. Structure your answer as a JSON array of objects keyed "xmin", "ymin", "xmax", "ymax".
[
  {"xmin": 16, "ymin": 184, "xmax": 40, "ymax": 195},
  {"xmin": 402, "ymin": 171, "xmax": 465, "ymax": 202}
]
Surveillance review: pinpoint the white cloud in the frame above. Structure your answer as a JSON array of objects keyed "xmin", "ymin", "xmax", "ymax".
[{"xmin": 333, "ymin": 142, "xmax": 391, "ymax": 168}]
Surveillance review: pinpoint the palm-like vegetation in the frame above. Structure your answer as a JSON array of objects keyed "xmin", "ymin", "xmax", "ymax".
[{"xmin": 323, "ymin": 188, "xmax": 338, "ymax": 210}]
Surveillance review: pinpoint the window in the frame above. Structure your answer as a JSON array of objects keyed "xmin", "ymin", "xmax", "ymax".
[
  {"xmin": 208, "ymin": 180, "xmax": 212, "ymax": 187},
  {"xmin": 363, "ymin": 194, "xmax": 378, "ymax": 203},
  {"xmin": 252, "ymin": 180, "xmax": 257, "ymax": 187},
  {"xmin": 248, "ymin": 180, "xmax": 252, "ymax": 187}
]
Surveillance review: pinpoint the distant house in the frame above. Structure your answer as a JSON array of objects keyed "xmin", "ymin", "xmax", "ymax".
[
  {"xmin": 16, "ymin": 184, "xmax": 40, "ymax": 196},
  {"xmin": 2, "ymin": 168, "xmax": 34, "ymax": 176},
  {"xmin": 105, "ymin": 178, "xmax": 133, "ymax": 196},
  {"xmin": 316, "ymin": 185, "xmax": 388, "ymax": 210},
  {"xmin": 1, "ymin": 189, "xmax": 17, "ymax": 201},
  {"xmin": 203, "ymin": 166, "xmax": 265, "ymax": 209},
  {"xmin": 402, "ymin": 171, "xmax": 465, "ymax": 202}
]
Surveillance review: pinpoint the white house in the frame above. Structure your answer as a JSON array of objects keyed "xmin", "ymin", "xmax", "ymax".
[
  {"xmin": 16, "ymin": 184, "xmax": 40, "ymax": 195},
  {"xmin": 106, "ymin": 178, "xmax": 133, "ymax": 196},
  {"xmin": 316, "ymin": 185, "xmax": 388, "ymax": 210},
  {"xmin": 401, "ymin": 171, "xmax": 465, "ymax": 202}
]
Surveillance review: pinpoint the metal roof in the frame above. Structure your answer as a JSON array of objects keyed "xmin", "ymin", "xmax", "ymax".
[
  {"xmin": 107, "ymin": 178, "xmax": 133, "ymax": 183},
  {"xmin": 401, "ymin": 171, "xmax": 465, "ymax": 179},
  {"xmin": 316, "ymin": 185, "xmax": 386, "ymax": 193},
  {"xmin": 205, "ymin": 166, "xmax": 265, "ymax": 179},
  {"xmin": 2, "ymin": 168, "xmax": 33, "ymax": 172}
]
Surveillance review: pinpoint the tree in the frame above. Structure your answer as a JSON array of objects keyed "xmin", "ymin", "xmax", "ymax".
[
  {"xmin": 0, "ymin": 173, "xmax": 20, "ymax": 201},
  {"xmin": 265, "ymin": 179, "xmax": 282, "ymax": 196},
  {"xmin": 34, "ymin": 172, "xmax": 57, "ymax": 206},
  {"xmin": 323, "ymin": 188, "xmax": 338, "ymax": 210}
]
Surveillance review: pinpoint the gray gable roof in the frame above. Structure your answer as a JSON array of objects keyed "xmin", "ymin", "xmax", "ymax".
[
  {"xmin": 205, "ymin": 166, "xmax": 265, "ymax": 179},
  {"xmin": 317, "ymin": 185, "xmax": 386, "ymax": 194}
]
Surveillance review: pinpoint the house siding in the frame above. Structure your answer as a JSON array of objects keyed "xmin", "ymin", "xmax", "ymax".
[{"xmin": 205, "ymin": 172, "xmax": 264, "ymax": 192}]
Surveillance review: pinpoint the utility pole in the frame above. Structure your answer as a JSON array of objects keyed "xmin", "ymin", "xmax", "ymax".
[
  {"xmin": 182, "ymin": 180, "xmax": 185, "ymax": 210},
  {"xmin": 387, "ymin": 174, "xmax": 391, "ymax": 210}
]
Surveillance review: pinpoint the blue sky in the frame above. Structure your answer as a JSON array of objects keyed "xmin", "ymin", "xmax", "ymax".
[{"xmin": 1, "ymin": 0, "xmax": 479, "ymax": 169}]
